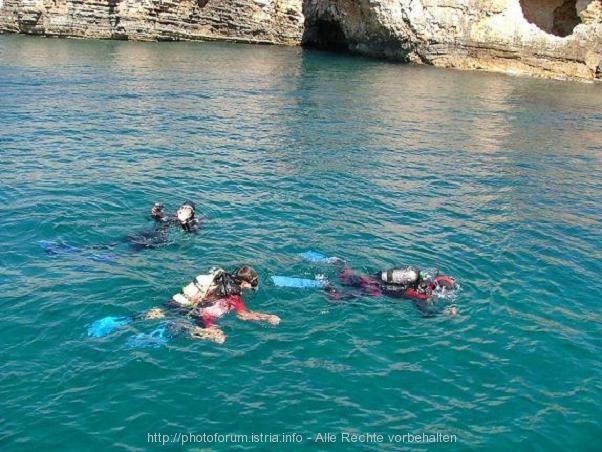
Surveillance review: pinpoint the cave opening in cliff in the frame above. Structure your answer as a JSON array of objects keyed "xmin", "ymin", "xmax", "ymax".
[
  {"xmin": 303, "ymin": 19, "xmax": 349, "ymax": 52},
  {"xmin": 519, "ymin": 0, "xmax": 585, "ymax": 37}
]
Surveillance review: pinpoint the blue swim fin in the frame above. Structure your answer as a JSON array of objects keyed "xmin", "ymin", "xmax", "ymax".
[
  {"xmin": 126, "ymin": 325, "xmax": 169, "ymax": 348},
  {"xmin": 300, "ymin": 250, "xmax": 344, "ymax": 264},
  {"xmin": 271, "ymin": 275, "xmax": 328, "ymax": 289},
  {"xmin": 88, "ymin": 316, "xmax": 132, "ymax": 338},
  {"xmin": 39, "ymin": 240, "xmax": 80, "ymax": 256}
]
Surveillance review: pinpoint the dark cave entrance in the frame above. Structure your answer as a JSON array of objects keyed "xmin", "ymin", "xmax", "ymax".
[
  {"xmin": 302, "ymin": 19, "xmax": 349, "ymax": 51},
  {"xmin": 519, "ymin": 0, "xmax": 585, "ymax": 37}
]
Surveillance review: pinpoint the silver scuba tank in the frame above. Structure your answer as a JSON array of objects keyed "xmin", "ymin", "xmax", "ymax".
[{"xmin": 381, "ymin": 267, "xmax": 420, "ymax": 285}]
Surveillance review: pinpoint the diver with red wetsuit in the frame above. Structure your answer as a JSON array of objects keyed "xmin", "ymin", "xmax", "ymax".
[
  {"xmin": 143, "ymin": 266, "xmax": 280, "ymax": 343},
  {"xmin": 325, "ymin": 266, "xmax": 457, "ymax": 316}
]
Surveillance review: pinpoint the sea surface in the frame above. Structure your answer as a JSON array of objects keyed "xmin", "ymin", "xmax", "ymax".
[{"xmin": 1, "ymin": 35, "xmax": 601, "ymax": 451}]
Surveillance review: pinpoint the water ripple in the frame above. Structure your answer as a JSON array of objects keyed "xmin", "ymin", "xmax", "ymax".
[{"xmin": 1, "ymin": 35, "xmax": 601, "ymax": 451}]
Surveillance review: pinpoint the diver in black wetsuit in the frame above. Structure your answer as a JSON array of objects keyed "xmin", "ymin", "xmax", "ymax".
[
  {"xmin": 127, "ymin": 200, "xmax": 202, "ymax": 250},
  {"xmin": 150, "ymin": 200, "xmax": 201, "ymax": 233},
  {"xmin": 40, "ymin": 201, "xmax": 204, "ymax": 259}
]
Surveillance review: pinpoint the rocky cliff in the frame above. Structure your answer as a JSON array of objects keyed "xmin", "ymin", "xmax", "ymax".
[
  {"xmin": 0, "ymin": 0, "xmax": 600, "ymax": 81},
  {"xmin": 0, "ymin": 0, "xmax": 305, "ymax": 44},
  {"xmin": 302, "ymin": 0, "xmax": 602, "ymax": 81}
]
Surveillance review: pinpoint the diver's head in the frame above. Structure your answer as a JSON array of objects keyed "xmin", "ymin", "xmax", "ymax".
[
  {"xmin": 233, "ymin": 265, "xmax": 259, "ymax": 291},
  {"xmin": 177, "ymin": 201, "xmax": 196, "ymax": 228}
]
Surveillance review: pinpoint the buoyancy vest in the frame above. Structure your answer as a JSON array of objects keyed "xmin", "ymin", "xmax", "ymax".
[{"xmin": 171, "ymin": 268, "xmax": 224, "ymax": 307}]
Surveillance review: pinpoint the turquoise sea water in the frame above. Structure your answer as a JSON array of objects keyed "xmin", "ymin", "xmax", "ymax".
[{"xmin": 1, "ymin": 35, "xmax": 601, "ymax": 451}]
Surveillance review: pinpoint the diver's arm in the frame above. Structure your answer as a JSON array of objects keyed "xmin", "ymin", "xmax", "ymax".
[
  {"xmin": 237, "ymin": 310, "xmax": 281, "ymax": 325},
  {"xmin": 229, "ymin": 294, "xmax": 280, "ymax": 324},
  {"xmin": 188, "ymin": 218, "xmax": 202, "ymax": 234}
]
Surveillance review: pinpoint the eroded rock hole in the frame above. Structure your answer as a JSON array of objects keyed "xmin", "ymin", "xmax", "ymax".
[
  {"xmin": 303, "ymin": 19, "xmax": 348, "ymax": 51},
  {"xmin": 519, "ymin": 0, "xmax": 585, "ymax": 37}
]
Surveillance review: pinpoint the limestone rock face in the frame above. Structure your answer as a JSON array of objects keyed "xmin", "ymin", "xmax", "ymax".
[
  {"xmin": 0, "ymin": 0, "xmax": 305, "ymax": 44},
  {"xmin": 0, "ymin": 0, "xmax": 600, "ymax": 81},
  {"xmin": 302, "ymin": 0, "xmax": 602, "ymax": 81}
]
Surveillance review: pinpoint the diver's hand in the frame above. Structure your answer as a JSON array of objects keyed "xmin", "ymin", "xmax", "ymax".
[
  {"xmin": 144, "ymin": 308, "xmax": 166, "ymax": 320},
  {"xmin": 151, "ymin": 202, "xmax": 164, "ymax": 220},
  {"xmin": 266, "ymin": 314, "xmax": 281, "ymax": 325},
  {"xmin": 190, "ymin": 326, "xmax": 226, "ymax": 344},
  {"xmin": 443, "ymin": 305, "xmax": 459, "ymax": 316}
]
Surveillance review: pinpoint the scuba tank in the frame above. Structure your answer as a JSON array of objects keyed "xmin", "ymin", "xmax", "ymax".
[
  {"xmin": 172, "ymin": 267, "xmax": 223, "ymax": 306},
  {"xmin": 380, "ymin": 266, "xmax": 420, "ymax": 287}
]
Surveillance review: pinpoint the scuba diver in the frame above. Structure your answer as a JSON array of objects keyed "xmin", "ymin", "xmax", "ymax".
[
  {"xmin": 161, "ymin": 265, "xmax": 279, "ymax": 343},
  {"xmin": 325, "ymin": 266, "xmax": 458, "ymax": 316},
  {"xmin": 126, "ymin": 200, "xmax": 202, "ymax": 251},
  {"xmin": 89, "ymin": 266, "xmax": 280, "ymax": 344},
  {"xmin": 41, "ymin": 200, "xmax": 204, "ymax": 259},
  {"xmin": 150, "ymin": 200, "xmax": 201, "ymax": 233}
]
